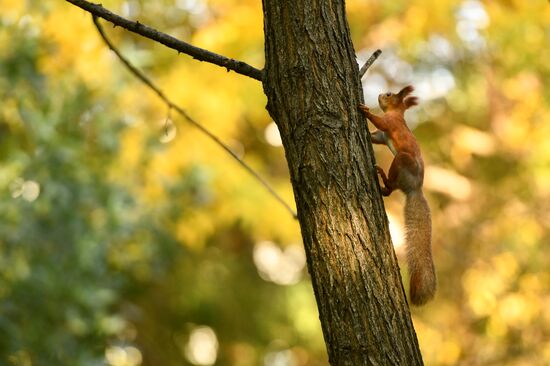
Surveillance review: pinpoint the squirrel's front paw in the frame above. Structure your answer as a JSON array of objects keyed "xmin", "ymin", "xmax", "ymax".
[{"xmin": 358, "ymin": 104, "xmax": 370, "ymax": 114}]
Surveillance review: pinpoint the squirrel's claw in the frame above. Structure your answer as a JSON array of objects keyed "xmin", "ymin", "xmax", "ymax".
[{"xmin": 358, "ymin": 104, "xmax": 370, "ymax": 114}]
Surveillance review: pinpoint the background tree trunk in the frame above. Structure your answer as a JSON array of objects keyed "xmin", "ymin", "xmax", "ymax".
[{"xmin": 262, "ymin": 1, "xmax": 424, "ymax": 364}]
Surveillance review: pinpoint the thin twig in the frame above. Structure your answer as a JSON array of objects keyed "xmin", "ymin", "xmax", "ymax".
[
  {"xmin": 66, "ymin": 0, "xmax": 263, "ymax": 81},
  {"xmin": 164, "ymin": 107, "xmax": 173, "ymax": 137},
  {"xmin": 359, "ymin": 49, "xmax": 382, "ymax": 79},
  {"xmin": 93, "ymin": 16, "xmax": 297, "ymax": 219}
]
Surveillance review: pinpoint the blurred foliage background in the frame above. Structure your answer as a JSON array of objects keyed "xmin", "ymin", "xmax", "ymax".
[{"xmin": 0, "ymin": 0, "xmax": 548, "ymax": 365}]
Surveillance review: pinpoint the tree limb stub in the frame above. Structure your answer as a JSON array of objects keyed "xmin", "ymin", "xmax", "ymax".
[
  {"xmin": 359, "ymin": 49, "xmax": 382, "ymax": 79},
  {"xmin": 65, "ymin": 0, "xmax": 263, "ymax": 81}
]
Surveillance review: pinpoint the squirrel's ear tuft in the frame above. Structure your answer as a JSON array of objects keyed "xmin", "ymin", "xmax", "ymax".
[
  {"xmin": 398, "ymin": 85, "xmax": 414, "ymax": 98},
  {"xmin": 404, "ymin": 96, "xmax": 418, "ymax": 109}
]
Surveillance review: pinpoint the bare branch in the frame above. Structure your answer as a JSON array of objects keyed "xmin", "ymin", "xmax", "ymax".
[
  {"xmin": 66, "ymin": 0, "xmax": 263, "ymax": 81},
  {"xmin": 92, "ymin": 16, "xmax": 297, "ymax": 219},
  {"xmin": 359, "ymin": 49, "xmax": 382, "ymax": 79}
]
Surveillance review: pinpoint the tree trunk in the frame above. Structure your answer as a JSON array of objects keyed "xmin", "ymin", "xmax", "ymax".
[{"xmin": 261, "ymin": 1, "xmax": 424, "ymax": 365}]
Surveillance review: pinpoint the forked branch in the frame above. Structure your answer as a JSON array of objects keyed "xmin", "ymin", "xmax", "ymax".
[
  {"xmin": 92, "ymin": 16, "xmax": 297, "ymax": 219},
  {"xmin": 65, "ymin": 0, "xmax": 263, "ymax": 81}
]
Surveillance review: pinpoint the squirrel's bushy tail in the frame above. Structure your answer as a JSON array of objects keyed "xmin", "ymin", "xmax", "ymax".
[{"xmin": 404, "ymin": 189, "xmax": 436, "ymax": 305}]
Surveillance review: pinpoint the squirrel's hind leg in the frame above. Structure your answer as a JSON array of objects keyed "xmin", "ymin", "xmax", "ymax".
[{"xmin": 375, "ymin": 166, "xmax": 393, "ymax": 196}]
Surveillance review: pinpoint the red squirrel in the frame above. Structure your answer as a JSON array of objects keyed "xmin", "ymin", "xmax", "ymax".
[{"xmin": 359, "ymin": 85, "xmax": 436, "ymax": 306}]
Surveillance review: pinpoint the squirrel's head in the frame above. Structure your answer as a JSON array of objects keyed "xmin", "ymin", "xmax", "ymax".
[{"xmin": 378, "ymin": 85, "xmax": 418, "ymax": 112}]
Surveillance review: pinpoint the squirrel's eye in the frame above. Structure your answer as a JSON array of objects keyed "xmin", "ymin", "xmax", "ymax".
[{"xmin": 386, "ymin": 92, "xmax": 391, "ymax": 97}]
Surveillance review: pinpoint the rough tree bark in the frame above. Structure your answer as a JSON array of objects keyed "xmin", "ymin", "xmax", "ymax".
[{"xmin": 262, "ymin": 1, "xmax": 424, "ymax": 365}]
